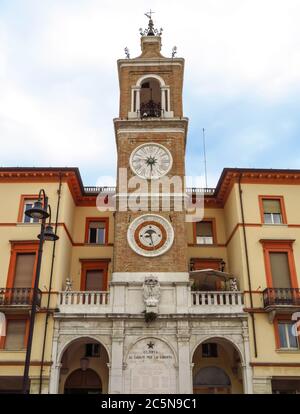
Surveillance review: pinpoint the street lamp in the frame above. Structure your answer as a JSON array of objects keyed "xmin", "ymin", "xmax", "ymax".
[{"xmin": 22, "ymin": 189, "xmax": 59, "ymax": 394}]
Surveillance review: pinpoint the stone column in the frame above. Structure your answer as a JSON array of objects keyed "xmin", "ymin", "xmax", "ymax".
[
  {"xmin": 177, "ymin": 322, "xmax": 192, "ymax": 394},
  {"xmin": 109, "ymin": 322, "xmax": 124, "ymax": 394},
  {"xmin": 49, "ymin": 322, "xmax": 60, "ymax": 394},
  {"xmin": 242, "ymin": 319, "xmax": 253, "ymax": 394}
]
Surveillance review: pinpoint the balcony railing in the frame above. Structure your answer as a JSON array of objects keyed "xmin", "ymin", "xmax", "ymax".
[
  {"xmin": 58, "ymin": 291, "xmax": 111, "ymax": 313},
  {"xmin": 191, "ymin": 291, "xmax": 244, "ymax": 314},
  {"xmin": 0, "ymin": 288, "xmax": 41, "ymax": 307},
  {"xmin": 83, "ymin": 186, "xmax": 216, "ymax": 196},
  {"xmin": 263, "ymin": 288, "xmax": 300, "ymax": 308}
]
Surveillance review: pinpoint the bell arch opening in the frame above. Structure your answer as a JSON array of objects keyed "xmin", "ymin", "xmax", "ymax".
[{"xmin": 140, "ymin": 78, "xmax": 162, "ymax": 118}]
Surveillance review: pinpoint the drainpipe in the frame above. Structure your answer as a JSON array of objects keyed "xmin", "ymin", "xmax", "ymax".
[
  {"xmin": 238, "ymin": 173, "xmax": 258, "ymax": 358},
  {"xmin": 39, "ymin": 173, "xmax": 62, "ymax": 393}
]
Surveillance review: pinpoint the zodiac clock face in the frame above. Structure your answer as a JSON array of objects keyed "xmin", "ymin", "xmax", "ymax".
[
  {"xmin": 129, "ymin": 143, "xmax": 173, "ymax": 179},
  {"xmin": 127, "ymin": 214, "xmax": 174, "ymax": 257}
]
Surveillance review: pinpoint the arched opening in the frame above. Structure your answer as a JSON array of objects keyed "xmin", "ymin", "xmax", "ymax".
[
  {"xmin": 64, "ymin": 368, "xmax": 102, "ymax": 394},
  {"xmin": 140, "ymin": 78, "xmax": 161, "ymax": 118},
  {"xmin": 59, "ymin": 337, "xmax": 109, "ymax": 394},
  {"xmin": 192, "ymin": 338, "xmax": 244, "ymax": 394}
]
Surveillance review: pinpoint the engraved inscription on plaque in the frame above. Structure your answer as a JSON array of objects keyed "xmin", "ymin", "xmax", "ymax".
[{"xmin": 124, "ymin": 338, "xmax": 177, "ymax": 394}]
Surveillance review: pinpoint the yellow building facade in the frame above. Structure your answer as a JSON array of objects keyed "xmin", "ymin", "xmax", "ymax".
[{"xmin": 0, "ymin": 17, "xmax": 299, "ymax": 394}]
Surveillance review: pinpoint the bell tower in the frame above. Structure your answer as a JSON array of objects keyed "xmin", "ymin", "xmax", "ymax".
[{"xmin": 112, "ymin": 15, "xmax": 189, "ymax": 281}]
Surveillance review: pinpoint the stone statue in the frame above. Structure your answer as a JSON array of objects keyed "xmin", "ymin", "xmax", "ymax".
[
  {"xmin": 64, "ymin": 277, "xmax": 73, "ymax": 292},
  {"xmin": 229, "ymin": 277, "xmax": 238, "ymax": 291},
  {"xmin": 143, "ymin": 275, "xmax": 160, "ymax": 313}
]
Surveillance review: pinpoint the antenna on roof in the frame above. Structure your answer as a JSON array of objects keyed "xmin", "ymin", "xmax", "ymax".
[{"xmin": 202, "ymin": 128, "xmax": 208, "ymax": 188}]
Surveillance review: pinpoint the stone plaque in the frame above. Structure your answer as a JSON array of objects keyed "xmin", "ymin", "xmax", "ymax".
[{"xmin": 124, "ymin": 338, "xmax": 177, "ymax": 394}]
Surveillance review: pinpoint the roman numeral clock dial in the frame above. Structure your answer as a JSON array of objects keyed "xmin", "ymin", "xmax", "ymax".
[{"xmin": 130, "ymin": 143, "xmax": 173, "ymax": 179}]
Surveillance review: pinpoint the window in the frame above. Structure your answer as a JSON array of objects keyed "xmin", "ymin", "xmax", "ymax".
[
  {"xmin": 85, "ymin": 218, "xmax": 108, "ymax": 245},
  {"xmin": 202, "ymin": 343, "xmax": 218, "ymax": 357},
  {"xmin": 4, "ymin": 320, "xmax": 27, "ymax": 350},
  {"xmin": 85, "ymin": 343, "xmax": 100, "ymax": 357},
  {"xmin": 277, "ymin": 322, "xmax": 299, "ymax": 349},
  {"xmin": 85, "ymin": 270, "xmax": 104, "ymax": 291},
  {"xmin": 195, "ymin": 221, "xmax": 214, "ymax": 244},
  {"xmin": 18, "ymin": 195, "xmax": 40, "ymax": 223},
  {"xmin": 269, "ymin": 252, "xmax": 291, "ymax": 288},
  {"xmin": 6, "ymin": 242, "xmax": 38, "ymax": 290},
  {"xmin": 80, "ymin": 260, "xmax": 110, "ymax": 291},
  {"xmin": 259, "ymin": 196, "xmax": 287, "ymax": 225},
  {"xmin": 13, "ymin": 253, "xmax": 36, "ymax": 288}
]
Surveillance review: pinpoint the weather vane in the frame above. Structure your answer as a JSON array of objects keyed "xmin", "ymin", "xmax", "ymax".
[{"xmin": 139, "ymin": 10, "xmax": 163, "ymax": 37}]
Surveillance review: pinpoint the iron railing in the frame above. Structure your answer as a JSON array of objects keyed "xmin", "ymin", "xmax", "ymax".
[
  {"xmin": 0, "ymin": 288, "xmax": 41, "ymax": 307},
  {"xmin": 263, "ymin": 288, "xmax": 300, "ymax": 307},
  {"xmin": 140, "ymin": 100, "xmax": 162, "ymax": 118}
]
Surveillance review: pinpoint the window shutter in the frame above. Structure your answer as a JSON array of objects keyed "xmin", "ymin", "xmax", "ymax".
[
  {"xmin": 269, "ymin": 252, "xmax": 291, "ymax": 288},
  {"xmin": 5, "ymin": 320, "xmax": 26, "ymax": 350},
  {"xmin": 13, "ymin": 253, "xmax": 35, "ymax": 287},
  {"xmin": 85, "ymin": 270, "xmax": 104, "ymax": 291},
  {"xmin": 263, "ymin": 199, "xmax": 281, "ymax": 214},
  {"xmin": 196, "ymin": 221, "xmax": 213, "ymax": 237}
]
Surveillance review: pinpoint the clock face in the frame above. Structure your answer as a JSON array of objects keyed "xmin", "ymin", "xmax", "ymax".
[
  {"xmin": 129, "ymin": 143, "xmax": 173, "ymax": 179},
  {"xmin": 127, "ymin": 214, "xmax": 174, "ymax": 257}
]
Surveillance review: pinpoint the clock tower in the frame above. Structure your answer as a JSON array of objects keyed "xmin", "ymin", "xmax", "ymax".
[{"xmin": 112, "ymin": 15, "xmax": 189, "ymax": 281}]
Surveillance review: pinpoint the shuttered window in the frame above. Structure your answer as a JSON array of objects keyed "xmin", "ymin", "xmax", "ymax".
[
  {"xmin": 88, "ymin": 222, "xmax": 106, "ymax": 244},
  {"xmin": 263, "ymin": 199, "xmax": 282, "ymax": 224},
  {"xmin": 270, "ymin": 252, "xmax": 291, "ymax": 288},
  {"xmin": 5, "ymin": 320, "xmax": 26, "ymax": 350},
  {"xmin": 85, "ymin": 270, "xmax": 104, "ymax": 291},
  {"xmin": 13, "ymin": 253, "xmax": 35, "ymax": 288},
  {"xmin": 196, "ymin": 221, "xmax": 214, "ymax": 244}
]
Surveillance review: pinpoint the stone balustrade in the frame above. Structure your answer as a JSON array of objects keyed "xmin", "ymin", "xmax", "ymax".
[
  {"xmin": 190, "ymin": 291, "xmax": 244, "ymax": 314},
  {"xmin": 58, "ymin": 291, "xmax": 111, "ymax": 313}
]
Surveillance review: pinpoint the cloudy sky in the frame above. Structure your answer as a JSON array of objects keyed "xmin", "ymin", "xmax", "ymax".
[{"xmin": 0, "ymin": 0, "xmax": 300, "ymax": 187}]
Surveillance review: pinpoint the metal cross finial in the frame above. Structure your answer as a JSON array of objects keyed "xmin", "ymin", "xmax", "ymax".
[{"xmin": 145, "ymin": 9, "xmax": 155, "ymax": 20}]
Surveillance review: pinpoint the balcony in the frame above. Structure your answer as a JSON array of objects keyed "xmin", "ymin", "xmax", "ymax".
[
  {"xmin": 0, "ymin": 288, "xmax": 41, "ymax": 310},
  {"xmin": 190, "ymin": 291, "xmax": 244, "ymax": 314},
  {"xmin": 58, "ymin": 291, "xmax": 111, "ymax": 314},
  {"xmin": 263, "ymin": 288, "xmax": 300, "ymax": 309}
]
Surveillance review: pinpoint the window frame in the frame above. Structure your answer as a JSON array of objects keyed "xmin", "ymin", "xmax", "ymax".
[
  {"xmin": 84, "ymin": 217, "xmax": 109, "ymax": 245},
  {"xmin": 260, "ymin": 240, "xmax": 298, "ymax": 289},
  {"xmin": 274, "ymin": 315, "xmax": 300, "ymax": 350},
  {"xmin": 6, "ymin": 241, "xmax": 39, "ymax": 289},
  {"xmin": 80, "ymin": 259, "xmax": 110, "ymax": 291},
  {"xmin": 193, "ymin": 218, "xmax": 217, "ymax": 245},
  {"xmin": 0, "ymin": 316, "xmax": 29, "ymax": 350},
  {"xmin": 258, "ymin": 195, "xmax": 287, "ymax": 225},
  {"xmin": 17, "ymin": 195, "xmax": 40, "ymax": 223}
]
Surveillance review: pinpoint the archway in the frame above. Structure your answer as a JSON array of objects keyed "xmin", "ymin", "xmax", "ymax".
[
  {"xmin": 192, "ymin": 338, "xmax": 244, "ymax": 394},
  {"xmin": 59, "ymin": 337, "xmax": 109, "ymax": 394},
  {"xmin": 64, "ymin": 368, "xmax": 102, "ymax": 394}
]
